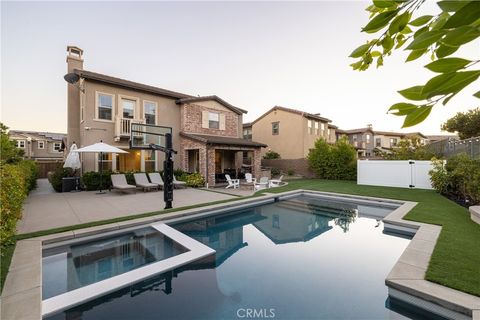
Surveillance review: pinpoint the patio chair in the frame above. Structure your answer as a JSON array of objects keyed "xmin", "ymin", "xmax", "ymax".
[
  {"xmin": 147, "ymin": 172, "xmax": 164, "ymax": 190},
  {"xmin": 111, "ymin": 174, "xmax": 136, "ymax": 194},
  {"xmin": 254, "ymin": 177, "xmax": 269, "ymax": 190},
  {"xmin": 245, "ymin": 173, "xmax": 256, "ymax": 184},
  {"xmin": 134, "ymin": 173, "xmax": 159, "ymax": 192},
  {"xmin": 269, "ymin": 175, "xmax": 284, "ymax": 188},
  {"xmin": 225, "ymin": 174, "xmax": 240, "ymax": 189},
  {"xmin": 173, "ymin": 175, "xmax": 187, "ymax": 189}
]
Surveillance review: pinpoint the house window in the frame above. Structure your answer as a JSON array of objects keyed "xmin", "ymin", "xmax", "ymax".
[
  {"xmin": 353, "ymin": 135, "xmax": 357, "ymax": 142},
  {"xmin": 315, "ymin": 122, "xmax": 319, "ymax": 135},
  {"xmin": 122, "ymin": 99, "xmax": 136, "ymax": 119},
  {"xmin": 16, "ymin": 140, "xmax": 26, "ymax": 148},
  {"xmin": 38, "ymin": 141, "xmax": 45, "ymax": 149},
  {"xmin": 328, "ymin": 128, "xmax": 331, "ymax": 136},
  {"xmin": 97, "ymin": 93, "xmax": 114, "ymax": 121},
  {"xmin": 321, "ymin": 123, "xmax": 325, "ymax": 131},
  {"xmin": 390, "ymin": 138, "xmax": 398, "ymax": 147},
  {"xmin": 243, "ymin": 128, "xmax": 252, "ymax": 140},
  {"xmin": 53, "ymin": 142, "xmax": 62, "ymax": 151},
  {"xmin": 145, "ymin": 151, "xmax": 156, "ymax": 172},
  {"xmin": 308, "ymin": 120, "xmax": 313, "ymax": 134},
  {"xmin": 97, "ymin": 153, "xmax": 112, "ymax": 171},
  {"xmin": 272, "ymin": 122, "xmax": 279, "ymax": 135},
  {"xmin": 208, "ymin": 112, "xmax": 220, "ymax": 129},
  {"xmin": 366, "ymin": 134, "xmax": 370, "ymax": 143},
  {"xmin": 144, "ymin": 101, "xmax": 156, "ymax": 125},
  {"xmin": 376, "ymin": 138, "xmax": 381, "ymax": 147}
]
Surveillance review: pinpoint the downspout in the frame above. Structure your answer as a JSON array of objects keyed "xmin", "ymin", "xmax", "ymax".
[{"xmin": 205, "ymin": 143, "xmax": 209, "ymax": 188}]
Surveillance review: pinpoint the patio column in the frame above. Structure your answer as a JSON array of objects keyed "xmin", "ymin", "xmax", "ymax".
[
  {"xmin": 207, "ymin": 147, "xmax": 216, "ymax": 187},
  {"xmin": 253, "ymin": 148, "xmax": 262, "ymax": 180},
  {"xmin": 112, "ymin": 153, "xmax": 117, "ymax": 172},
  {"xmin": 140, "ymin": 150, "xmax": 145, "ymax": 171}
]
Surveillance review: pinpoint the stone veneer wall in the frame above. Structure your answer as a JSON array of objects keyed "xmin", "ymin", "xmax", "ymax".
[
  {"xmin": 261, "ymin": 158, "xmax": 315, "ymax": 178},
  {"xmin": 181, "ymin": 103, "xmax": 240, "ymax": 137}
]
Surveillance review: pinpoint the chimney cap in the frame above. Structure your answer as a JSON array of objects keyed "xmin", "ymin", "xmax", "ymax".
[{"xmin": 67, "ymin": 46, "xmax": 83, "ymax": 59}]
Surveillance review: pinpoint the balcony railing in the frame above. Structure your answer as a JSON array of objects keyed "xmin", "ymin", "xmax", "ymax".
[{"xmin": 115, "ymin": 117, "xmax": 145, "ymax": 138}]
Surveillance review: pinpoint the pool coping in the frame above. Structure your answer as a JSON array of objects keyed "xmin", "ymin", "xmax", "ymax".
[{"xmin": 1, "ymin": 189, "xmax": 479, "ymax": 319}]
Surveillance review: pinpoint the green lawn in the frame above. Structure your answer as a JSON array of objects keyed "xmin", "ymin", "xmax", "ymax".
[
  {"xmin": 265, "ymin": 179, "xmax": 480, "ymax": 297},
  {"xmin": 1, "ymin": 179, "xmax": 479, "ymax": 297}
]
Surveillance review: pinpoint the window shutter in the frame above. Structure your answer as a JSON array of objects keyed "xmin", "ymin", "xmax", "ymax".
[
  {"xmin": 219, "ymin": 114, "xmax": 226, "ymax": 130},
  {"xmin": 202, "ymin": 111, "xmax": 209, "ymax": 128}
]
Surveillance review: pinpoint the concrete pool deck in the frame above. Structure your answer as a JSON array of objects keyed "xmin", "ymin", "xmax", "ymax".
[
  {"xmin": 17, "ymin": 181, "xmax": 236, "ymax": 234},
  {"xmin": 2, "ymin": 189, "xmax": 480, "ymax": 319}
]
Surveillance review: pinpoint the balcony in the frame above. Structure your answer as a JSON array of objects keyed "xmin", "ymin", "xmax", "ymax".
[{"xmin": 115, "ymin": 117, "xmax": 145, "ymax": 140}]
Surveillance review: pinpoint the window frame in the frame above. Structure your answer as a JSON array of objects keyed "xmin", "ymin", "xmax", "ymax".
[
  {"xmin": 143, "ymin": 100, "xmax": 157, "ymax": 125},
  {"xmin": 208, "ymin": 112, "xmax": 220, "ymax": 129},
  {"xmin": 272, "ymin": 122, "xmax": 280, "ymax": 135},
  {"xmin": 120, "ymin": 97, "xmax": 137, "ymax": 120},
  {"xmin": 95, "ymin": 92, "xmax": 115, "ymax": 122},
  {"xmin": 38, "ymin": 141, "xmax": 45, "ymax": 149},
  {"xmin": 53, "ymin": 142, "xmax": 62, "ymax": 151},
  {"xmin": 375, "ymin": 138, "xmax": 381, "ymax": 147},
  {"xmin": 16, "ymin": 140, "xmax": 26, "ymax": 148}
]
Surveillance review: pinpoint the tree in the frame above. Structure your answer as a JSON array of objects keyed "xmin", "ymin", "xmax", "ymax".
[
  {"xmin": 350, "ymin": 0, "xmax": 480, "ymax": 128},
  {"xmin": 380, "ymin": 134, "xmax": 434, "ymax": 159},
  {"xmin": 263, "ymin": 150, "xmax": 281, "ymax": 159},
  {"xmin": 441, "ymin": 107, "xmax": 480, "ymax": 139},
  {"xmin": 0, "ymin": 123, "xmax": 23, "ymax": 163}
]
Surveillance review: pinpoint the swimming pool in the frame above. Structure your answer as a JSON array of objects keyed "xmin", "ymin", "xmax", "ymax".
[{"xmin": 44, "ymin": 194, "xmax": 443, "ymax": 319}]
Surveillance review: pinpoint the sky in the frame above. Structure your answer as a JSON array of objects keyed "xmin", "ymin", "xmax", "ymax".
[{"xmin": 1, "ymin": 1, "xmax": 479, "ymax": 135}]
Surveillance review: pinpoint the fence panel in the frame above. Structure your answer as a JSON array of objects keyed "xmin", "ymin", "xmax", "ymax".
[
  {"xmin": 427, "ymin": 136, "xmax": 480, "ymax": 159},
  {"xmin": 357, "ymin": 160, "xmax": 434, "ymax": 189}
]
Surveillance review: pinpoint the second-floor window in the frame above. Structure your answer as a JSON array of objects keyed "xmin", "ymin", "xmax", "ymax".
[
  {"xmin": 122, "ymin": 99, "xmax": 136, "ymax": 119},
  {"xmin": 272, "ymin": 122, "xmax": 279, "ymax": 135},
  {"xmin": 16, "ymin": 140, "xmax": 25, "ymax": 148},
  {"xmin": 315, "ymin": 122, "xmax": 319, "ymax": 135},
  {"xmin": 366, "ymin": 134, "xmax": 370, "ymax": 143},
  {"xmin": 209, "ymin": 112, "xmax": 219, "ymax": 129},
  {"xmin": 353, "ymin": 135, "xmax": 357, "ymax": 142},
  {"xmin": 97, "ymin": 93, "xmax": 113, "ymax": 121},
  {"xmin": 38, "ymin": 141, "xmax": 45, "ymax": 149},
  {"xmin": 376, "ymin": 138, "xmax": 381, "ymax": 147},
  {"xmin": 243, "ymin": 128, "xmax": 252, "ymax": 140},
  {"xmin": 53, "ymin": 142, "xmax": 62, "ymax": 151},
  {"xmin": 144, "ymin": 101, "xmax": 156, "ymax": 125}
]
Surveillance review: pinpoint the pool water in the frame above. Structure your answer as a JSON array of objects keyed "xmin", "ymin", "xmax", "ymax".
[
  {"xmin": 42, "ymin": 227, "xmax": 187, "ymax": 299},
  {"xmin": 45, "ymin": 195, "xmax": 437, "ymax": 320}
]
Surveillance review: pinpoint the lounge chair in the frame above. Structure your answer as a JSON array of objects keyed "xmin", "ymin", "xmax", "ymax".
[
  {"xmin": 225, "ymin": 174, "xmax": 240, "ymax": 189},
  {"xmin": 134, "ymin": 173, "xmax": 159, "ymax": 192},
  {"xmin": 269, "ymin": 175, "xmax": 284, "ymax": 188},
  {"xmin": 254, "ymin": 177, "xmax": 269, "ymax": 190},
  {"xmin": 173, "ymin": 175, "xmax": 187, "ymax": 189},
  {"xmin": 111, "ymin": 174, "xmax": 136, "ymax": 193},
  {"xmin": 148, "ymin": 172, "xmax": 164, "ymax": 189}
]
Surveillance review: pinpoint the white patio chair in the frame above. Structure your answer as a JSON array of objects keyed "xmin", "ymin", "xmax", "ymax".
[
  {"xmin": 111, "ymin": 174, "xmax": 136, "ymax": 194},
  {"xmin": 148, "ymin": 172, "xmax": 164, "ymax": 190},
  {"xmin": 245, "ymin": 173, "xmax": 256, "ymax": 184},
  {"xmin": 173, "ymin": 175, "xmax": 187, "ymax": 189},
  {"xmin": 254, "ymin": 177, "xmax": 269, "ymax": 190},
  {"xmin": 134, "ymin": 173, "xmax": 159, "ymax": 192},
  {"xmin": 269, "ymin": 175, "xmax": 284, "ymax": 188},
  {"xmin": 225, "ymin": 174, "xmax": 240, "ymax": 189}
]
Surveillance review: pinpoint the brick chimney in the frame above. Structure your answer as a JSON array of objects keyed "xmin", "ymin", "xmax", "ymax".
[{"xmin": 66, "ymin": 46, "xmax": 84, "ymax": 148}]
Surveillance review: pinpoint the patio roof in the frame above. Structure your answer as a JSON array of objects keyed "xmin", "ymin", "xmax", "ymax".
[{"xmin": 180, "ymin": 132, "xmax": 267, "ymax": 148}]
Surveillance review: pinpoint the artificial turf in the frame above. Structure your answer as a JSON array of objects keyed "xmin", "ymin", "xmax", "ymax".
[{"xmin": 1, "ymin": 179, "xmax": 479, "ymax": 297}]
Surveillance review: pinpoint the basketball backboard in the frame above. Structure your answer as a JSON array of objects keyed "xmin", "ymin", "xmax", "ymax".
[{"xmin": 129, "ymin": 123, "xmax": 172, "ymax": 150}]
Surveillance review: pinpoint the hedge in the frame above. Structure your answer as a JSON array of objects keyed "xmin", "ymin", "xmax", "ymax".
[{"xmin": 0, "ymin": 161, "xmax": 38, "ymax": 248}]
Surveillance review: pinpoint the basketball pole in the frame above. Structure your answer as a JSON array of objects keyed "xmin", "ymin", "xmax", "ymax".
[{"xmin": 163, "ymin": 133, "xmax": 174, "ymax": 209}]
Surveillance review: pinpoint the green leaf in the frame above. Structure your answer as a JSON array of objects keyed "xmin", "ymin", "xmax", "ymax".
[
  {"xmin": 442, "ymin": 92, "xmax": 457, "ymax": 105},
  {"xmin": 406, "ymin": 30, "xmax": 446, "ymax": 50},
  {"xmin": 406, "ymin": 48, "xmax": 427, "ymax": 61},
  {"xmin": 350, "ymin": 60, "xmax": 363, "ymax": 70},
  {"xmin": 425, "ymin": 57, "xmax": 471, "ymax": 73},
  {"xmin": 371, "ymin": 51, "xmax": 382, "ymax": 57},
  {"xmin": 373, "ymin": 0, "xmax": 397, "ymax": 8},
  {"xmin": 400, "ymin": 26, "xmax": 413, "ymax": 34},
  {"xmin": 414, "ymin": 26, "xmax": 429, "ymax": 38},
  {"xmin": 388, "ymin": 102, "xmax": 418, "ymax": 115},
  {"xmin": 423, "ymin": 70, "xmax": 480, "ymax": 98},
  {"xmin": 402, "ymin": 105, "xmax": 433, "ymax": 128},
  {"xmin": 376, "ymin": 56, "xmax": 384, "ymax": 68},
  {"xmin": 382, "ymin": 36, "xmax": 394, "ymax": 52},
  {"xmin": 362, "ymin": 9, "xmax": 400, "ymax": 33},
  {"xmin": 389, "ymin": 12, "xmax": 411, "ymax": 34},
  {"xmin": 442, "ymin": 1, "xmax": 480, "ymax": 29},
  {"xmin": 474, "ymin": 90, "xmax": 480, "ymax": 99},
  {"xmin": 398, "ymin": 86, "xmax": 427, "ymax": 100},
  {"xmin": 436, "ymin": 44, "xmax": 459, "ymax": 58},
  {"xmin": 430, "ymin": 12, "xmax": 450, "ymax": 30},
  {"xmin": 442, "ymin": 25, "xmax": 480, "ymax": 46},
  {"xmin": 349, "ymin": 43, "xmax": 371, "ymax": 58},
  {"xmin": 437, "ymin": 0, "xmax": 470, "ymax": 12},
  {"xmin": 409, "ymin": 15, "xmax": 434, "ymax": 27}
]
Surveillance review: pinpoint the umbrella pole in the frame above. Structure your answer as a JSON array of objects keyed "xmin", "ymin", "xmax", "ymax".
[{"xmin": 97, "ymin": 152, "xmax": 106, "ymax": 194}]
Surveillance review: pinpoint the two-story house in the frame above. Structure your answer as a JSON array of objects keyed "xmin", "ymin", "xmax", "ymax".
[
  {"xmin": 65, "ymin": 46, "xmax": 265, "ymax": 186},
  {"xmin": 343, "ymin": 126, "xmax": 375, "ymax": 158},
  {"xmin": 249, "ymin": 106, "xmax": 336, "ymax": 159},
  {"xmin": 9, "ymin": 130, "xmax": 65, "ymax": 160}
]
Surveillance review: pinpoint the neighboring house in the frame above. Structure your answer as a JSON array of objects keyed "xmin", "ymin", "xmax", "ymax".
[
  {"xmin": 65, "ymin": 46, "xmax": 265, "ymax": 186},
  {"xmin": 250, "ymin": 106, "xmax": 335, "ymax": 159},
  {"xmin": 426, "ymin": 135, "xmax": 458, "ymax": 144},
  {"xmin": 339, "ymin": 125, "xmax": 429, "ymax": 158},
  {"xmin": 9, "ymin": 130, "xmax": 65, "ymax": 160}
]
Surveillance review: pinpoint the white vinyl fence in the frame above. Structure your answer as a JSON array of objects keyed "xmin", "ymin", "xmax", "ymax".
[{"xmin": 357, "ymin": 160, "xmax": 435, "ymax": 189}]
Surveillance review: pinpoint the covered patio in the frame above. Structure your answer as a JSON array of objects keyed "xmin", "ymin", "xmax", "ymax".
[{"xmin": 180, "ymin": 132, "xmax": 267, "ymax": 187}]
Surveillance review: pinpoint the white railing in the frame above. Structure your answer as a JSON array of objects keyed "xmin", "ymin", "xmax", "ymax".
[{"xmin": 115, "ymin": 117, "xmax": 145, "ymax": 138}]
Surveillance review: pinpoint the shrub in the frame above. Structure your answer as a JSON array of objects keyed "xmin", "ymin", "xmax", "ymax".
[
  {"xmin": 287, "ymin": 168, "xmax": 295, "ymax": 176},
  {"xmin": 307, "ymin": 137, "xmax": 357, "ymax": 180},
  {"xmin": 18, "ymin": 160, "xmax": 39, "ymax": 191},
  {"xmin": 271, "ymin": 167, "xmax": 281, "ymax": 177},
  {"xmin": 82, "ymin": 170, "xmax": 113, "ymax": 191},
  {"xmin": 184, "ymin": 173, "xmax": 205, "ymax": 188},
  {"xmin": 263, "ymin": 150, "xmax": 281, "ymax": 159},
  {"xmin": 48, "ymin": 166, "xmax": 75, "ymax": 192},
  {"xmin": 174, "ymin": 168, "xmax": 187, "ymax": 179},
  {"xmin": 430, "ymin": 154, "xmax": 480, "ymax": 205}
]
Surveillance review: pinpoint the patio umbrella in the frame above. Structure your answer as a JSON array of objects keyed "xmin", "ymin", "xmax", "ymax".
[
  {"xmin": 63, "ymin": 143, "xmax": 81, "ymax": 170},
  {"xmin": 76, "ymin": 141, "xmax": 128, "ymax": 194}
]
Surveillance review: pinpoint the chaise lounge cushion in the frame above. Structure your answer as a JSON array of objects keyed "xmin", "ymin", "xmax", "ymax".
[
  {"xmin": 134, "ymin": 173, "xmax": 159, "ymax": 189},
  {"xmin": 111, "ymin": 174, "xmax": 136, "ymax": 192}
]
